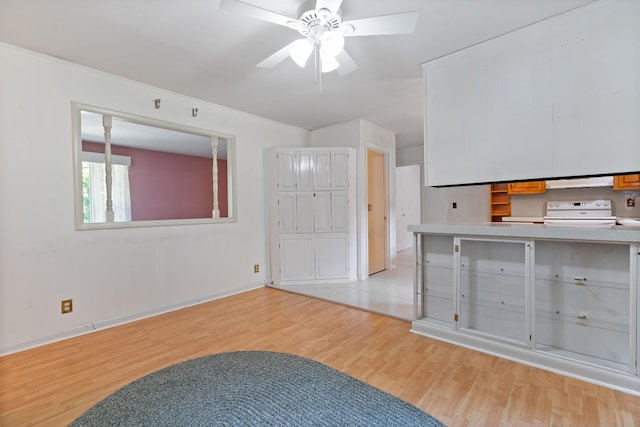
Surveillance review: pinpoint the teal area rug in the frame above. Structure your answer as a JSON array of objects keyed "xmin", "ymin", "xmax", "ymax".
[{"xmin": 71, "ymin": 351, "xmax": 445, "ymax": 426}]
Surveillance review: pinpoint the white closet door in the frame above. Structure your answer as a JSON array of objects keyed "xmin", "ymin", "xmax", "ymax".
[
  {"xmin": 314, "ymin": 192, "xmax": 332, "ymax": 232},
  {"xmin": 314, "ymin": 152, "xmax": 332, "ymax": 190},
  {"xmin": 277, "ymin": 152, "xmax": 297, "ymax": 191},
  {"xmin": 331, "ymin": 150, "xmax": 349, "ymax": 190},
  {"xmin": 331, "ymin": 191, "xmax": 349, "ymax": 232},
  {"xmin": 296, "ymin": 193, "xmax": 315, "ymax": 232},
  {"xmin": 281, "ymin": 236, "xmax": 315, "ymax": 280},
  {"xmin": 279, "ymin": 193, "xmax": 296, "ymax": 232},
  {"xmin": 297, "ymin": 152, "xmax": 314, "ymax": 191}
]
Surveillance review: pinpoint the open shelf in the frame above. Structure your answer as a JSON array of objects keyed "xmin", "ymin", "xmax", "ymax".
[{"xmin": 490, "ymin": 183, "xmax": 510, "ymax": 222}]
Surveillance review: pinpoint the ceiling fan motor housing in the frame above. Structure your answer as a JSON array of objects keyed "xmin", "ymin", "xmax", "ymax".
[{"xmin": 295, "ymin": 1, "xmax": 342, "ymax": 42}]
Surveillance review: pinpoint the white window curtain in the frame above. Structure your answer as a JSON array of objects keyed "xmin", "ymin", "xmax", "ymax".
[{"xmin": 82, "ymin": 152, "xmax": 132, "ymax": 222}]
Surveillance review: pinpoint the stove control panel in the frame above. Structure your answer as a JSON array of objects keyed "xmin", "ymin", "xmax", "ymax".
[
  {"xmin": 547, "ymin": 200, "xmax": 611, "ymax": 210},
  {"xmin": 545, "ymin": 200, "xmax": 613, "ymax": 217}
]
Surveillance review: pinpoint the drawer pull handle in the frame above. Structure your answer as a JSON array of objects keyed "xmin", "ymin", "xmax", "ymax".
[
  {"xmin": 574, "ymin": 276, "xmax": 587, "ymax": 286},
  {"xmin": 577, "ymin": 315, "xmax": 587, "ymax": 320}
]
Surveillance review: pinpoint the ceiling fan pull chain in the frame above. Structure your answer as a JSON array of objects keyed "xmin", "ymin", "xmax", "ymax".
[{"xmin": 314, "ymin": 42, "xmax": 323, "ymax": 94}]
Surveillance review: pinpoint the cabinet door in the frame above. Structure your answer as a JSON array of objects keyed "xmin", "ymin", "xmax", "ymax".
[
  {"xmin": 316, "ymin": 236, "xmax": 348, "ymax": 279},
  {"xmin": 613, "ymin": 174, "xmax": 640, "ymax": 191},
  {"xmin": 331, "ymin": 191, "xmax": 349, "ymax": 232},
  {"xmin": 277, "ymin": 152, "xmax": 297, "ymax": 191},
  {"xmin": 507, "ymin": 181, "xmax": 546, "ymax": 194},
  {"xmin": 314, "ymin": 192, "xmax": 332, "ymax": 232},
  {"xmin": 281, "ymin": 236, "xmax": 314, "ymax": 280},
  {"xmin": 422, "ymin": 235, "xmax": 455, "ymax": 328},
  {"xmin": 331, "ymin": 150, "xmax": 349, "ymax": 190},
  {"xmin": 314, "ymin": 152, "xmax": 331, "ymax": 190},
  {"xmin": 279, "ymin": 193, "xmax": 296, "ymax": 232},
  {"xmin": 535, "ymin": 241, "xmax": 630, "ymax": 371},
  {"xmin": 295, "ymin": 193, "xmax": 315, "ymax": 233},
  {"xmin": 297, "ymin": 152, "xmax": 314, "ymax": 191},
  {"xmin": 458, "ymin": 238, "xmax": 529, "ymax": 345}
]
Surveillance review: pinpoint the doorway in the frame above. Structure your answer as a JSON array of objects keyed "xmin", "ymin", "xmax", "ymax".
[
  {"xmin": 395, "ymin": 164, "xmax": 421, "ymax": 251},
  {"xmin": 367, "ymin": 149, "xmax": 387, "ymax": 275}
]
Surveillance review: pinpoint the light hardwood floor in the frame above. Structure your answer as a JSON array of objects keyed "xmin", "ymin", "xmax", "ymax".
[{"xmin": 1, "ymin": 287, "xmax": 639, "ymax": 426}]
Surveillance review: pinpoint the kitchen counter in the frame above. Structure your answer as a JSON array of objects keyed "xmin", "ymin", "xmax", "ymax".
[
  {"xmin": 501, "ymin": 216, "xmax": 544, "ymax": 223},
  {"xmin": 410, "ymin": 221, "xmax": 640, "ymax": 395},
  {"xmin": 408, "ymin": 222, "xmax": 640, "ymax": 243}
]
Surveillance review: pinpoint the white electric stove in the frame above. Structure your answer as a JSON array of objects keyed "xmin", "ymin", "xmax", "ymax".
[{"xmin": 543, "ymin": 200, "xmax": 616, "ymax": 226}]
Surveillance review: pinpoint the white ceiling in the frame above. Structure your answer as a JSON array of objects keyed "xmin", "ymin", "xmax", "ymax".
[{"xmin": 0, "ymin": 0, "xmax": 596, "ymax": 149}]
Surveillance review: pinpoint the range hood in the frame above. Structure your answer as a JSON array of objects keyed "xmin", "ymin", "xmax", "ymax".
[{"xmin": 545, "ymin": 176, "xmax": 613, "ymax": 189}]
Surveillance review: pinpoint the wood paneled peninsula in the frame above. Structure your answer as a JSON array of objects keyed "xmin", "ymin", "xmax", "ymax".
[{"xmin": 409, "ymin": 222, "xmax": 640, "ymax": 395}]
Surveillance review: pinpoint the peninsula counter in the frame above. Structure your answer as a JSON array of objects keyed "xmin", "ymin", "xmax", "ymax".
[{"xmin": 409, "ymin": 222, "xmax": 640, "ymax": 395}]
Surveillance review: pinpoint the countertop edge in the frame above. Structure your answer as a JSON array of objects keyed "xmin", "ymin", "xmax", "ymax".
[{"xmin": 408, "ymin": 223, "xmax": 640, "ymax": 243}]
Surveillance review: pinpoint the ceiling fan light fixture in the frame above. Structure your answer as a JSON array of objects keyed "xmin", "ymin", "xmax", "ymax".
[
  {"xmin": 289, "ymin": 39, "xmax": 313, "ymax": 67},
  {"xmin": 320, "ymin": 53, "xmax": 340, "ymax": 73},
  {"xmin": 320, "ymin": 31, "xmax": 344, "ymax": 56},
  {"xmin": 340, "ymin": 23, "xmax": 355, "ymax": 35}
]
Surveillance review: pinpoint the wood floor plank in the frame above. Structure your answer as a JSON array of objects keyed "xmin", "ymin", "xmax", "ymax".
[{"xmin": 1, "ymin": 287, "xmax": 639, "ymax": 426}]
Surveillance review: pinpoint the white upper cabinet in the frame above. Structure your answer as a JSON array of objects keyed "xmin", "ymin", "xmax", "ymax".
[
  {"xmin": 277, "ymin": 152, "xmax": 297, "ymax": 191},
  {"xmin": 277, "ymin": 150, "xmax": 351, "ymax": 190},
  {"xmin": 331, "ymin": 151, "xmax": 350, "ymax": 190},
  {"xmin": 314, "ymin": 152, "xmax": 332, "ymax": 190},
  {"xmin": 277, "ymin": 151, "xmax": 314, "ymax": 191},
  {"xmin": 297, "ymin": 152, "xmax": 314, "ymax": 191},
  {"xmin": 424, "ymin": 0, "xmax": 640, "ymax": 186}
]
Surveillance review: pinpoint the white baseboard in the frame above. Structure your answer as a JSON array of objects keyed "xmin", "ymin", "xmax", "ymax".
[{"xmin": 0, "ymin": 284, "xmax": 264, "ymax": 356}]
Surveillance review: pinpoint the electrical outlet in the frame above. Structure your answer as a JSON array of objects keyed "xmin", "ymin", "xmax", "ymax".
[
  {"xmin": 452, "ymin": 202, "xmax": 457, "ymax": 209},
  {"xmin": 61, "ymin": 299, "xmax": 73, "ymax": 314},
  {"xmin": 254, "ymin": 264, "xmax": 259, "ymax": 273}
]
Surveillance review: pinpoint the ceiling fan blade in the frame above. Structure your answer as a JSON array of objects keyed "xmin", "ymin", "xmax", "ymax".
[
  {"xmin": 335, "ymin": 50, "xmax": 358, "ymax": 76},
  {"xmin": 315, "ymin": 0, "xmax": 343, "ymax": 15},
  {"xmin": 256, "ymin": 41, "xmax": 298, "ymax": 69},
  {"xmin": 219, "ymin": 0, "xmax": 295, "ymax": 27},
  {"xmin": 342, "ymin": 11, "xmax": 417, "ymax": 36}
]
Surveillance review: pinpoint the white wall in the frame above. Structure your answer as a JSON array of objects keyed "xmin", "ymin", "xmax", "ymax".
[
  {"xmin": 397, "ymin": 144, "xmax": 490, "ymax": 225},
  {"xmin": 0, "ymin": 44, "xmax": 309, "ymax": 354}
]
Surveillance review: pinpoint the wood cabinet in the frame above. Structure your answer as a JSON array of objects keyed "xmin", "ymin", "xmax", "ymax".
[
  {"xmin": 490, "ymin": 184, "xmax": 510, "ymax": 222},
  {"xmin": 613, "ymin": 174, "xmax": 640, "ymax": 191},
  {"xmin": 270, "ymin": 148, "xmax": 357, "ymax": 285},
  {"xmin": 490, "ymin": 181, "xmax": 546, "ymax": 222},
  {"xmin": 508, "ymin": 181, "xmax": 546, "ymax": 195}
]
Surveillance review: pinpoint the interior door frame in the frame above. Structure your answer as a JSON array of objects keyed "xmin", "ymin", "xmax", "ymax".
[{"xmin": 365, "ymin": 145, "xmax": 390, "ymax": 276}]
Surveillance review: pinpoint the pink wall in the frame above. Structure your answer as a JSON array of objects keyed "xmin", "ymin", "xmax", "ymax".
[{"xmin": 83, "ymin": 141, "xmax": 228, "ymax": 220}]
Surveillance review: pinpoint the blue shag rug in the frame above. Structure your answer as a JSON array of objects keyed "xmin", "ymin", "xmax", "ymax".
[{"xmin": 70, "ymin": 351, "xmax": 445, "ymax": 426}]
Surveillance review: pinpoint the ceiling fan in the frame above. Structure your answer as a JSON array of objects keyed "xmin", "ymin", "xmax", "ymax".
[{"xmin": 219, "ymin": 0, "xmax": 418, "ymax": 76}]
